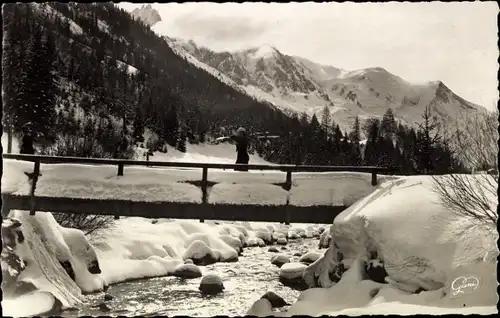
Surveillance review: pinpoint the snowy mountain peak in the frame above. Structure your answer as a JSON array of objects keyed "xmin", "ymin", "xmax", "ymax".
[
  {"xmin": 131, "ymin": 4, "xmax": 161, "ymax": 26},
  {"xmin": 246, "ymin": 44, "xmax": 279, "ymax": 60}
]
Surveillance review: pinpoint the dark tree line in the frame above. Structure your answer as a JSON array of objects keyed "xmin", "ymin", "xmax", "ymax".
[{"xmin": 254, "ymin": 106, "xmax": 463, "ymax": 175}]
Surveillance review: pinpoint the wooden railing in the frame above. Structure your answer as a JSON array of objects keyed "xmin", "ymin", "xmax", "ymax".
[{"xmin": 2, "ymin": 154, "xmax": 394, "ymax": 223}]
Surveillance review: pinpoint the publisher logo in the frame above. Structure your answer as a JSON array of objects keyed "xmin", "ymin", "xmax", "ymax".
[{"xmin": 450, "ymin": 276, "xmax": 480, "ymax": 297}]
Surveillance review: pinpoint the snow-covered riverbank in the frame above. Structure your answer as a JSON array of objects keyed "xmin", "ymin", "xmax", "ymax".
[
  {"xmin": 1, "ymin": 212, "xmax": 325, "ymax": 317},
  {"xmin": 247, "ymin": 175, "xmax": 498, "ymax": 316}
]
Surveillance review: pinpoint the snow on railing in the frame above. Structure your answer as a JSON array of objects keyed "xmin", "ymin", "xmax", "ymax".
[{"xmin": 2, "ymin": 154, "xmax": 394, "ymax": 223}]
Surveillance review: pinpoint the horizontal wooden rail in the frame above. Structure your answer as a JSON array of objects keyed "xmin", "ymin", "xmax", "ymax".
[
  {"xmin": 3, "ymin": 154, "xmax": 394, "ymax": 223},
  {"xmin": 1, "ymin": 194, "xmax": 345, "ymax": 224},
  {"xmin": 2, "ymin": 154, "xmax": 394, "ymax": 174}
]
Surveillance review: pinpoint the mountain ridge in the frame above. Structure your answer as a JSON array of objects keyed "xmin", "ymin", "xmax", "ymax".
[
  {"xmin": 168, "ymin": 38, "xmax": 483, "ymax": 132},
  {"xmin": 128, "ymin": 4, "xmax": 484, "ymax": 134}
]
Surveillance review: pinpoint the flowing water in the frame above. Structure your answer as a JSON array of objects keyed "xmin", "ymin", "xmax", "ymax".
[{"xmin": 65, "ymin": 239, "xmax": 320, "ymax": 317}]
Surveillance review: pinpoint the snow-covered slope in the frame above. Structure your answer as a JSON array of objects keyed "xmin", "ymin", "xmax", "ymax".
[
  {"xmin": 173, "ymin": 40, "xmax": 484, "ymax": 132},
  {"xmin": 118, "ymin": 4, "xmax": 486, "ymax": 133}
]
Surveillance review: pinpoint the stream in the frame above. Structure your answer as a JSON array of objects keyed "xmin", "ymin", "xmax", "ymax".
[{"xmin": 65, "ymin": 238, "xmax": 321, "ymax": 317}]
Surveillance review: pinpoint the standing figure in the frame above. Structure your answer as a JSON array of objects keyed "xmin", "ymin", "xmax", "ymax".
[
  {"xmin": 19, "ymin": 123, "xmax": 35, "ymax": 155},
  {"xmin": 231, "ymin": 127, "xmax": 249, "ymax": 171}
]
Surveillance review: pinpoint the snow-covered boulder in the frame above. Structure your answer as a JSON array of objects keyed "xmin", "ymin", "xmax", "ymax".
[
  {"xmin": 262, "ymin": 291, "xmax": 289, "ymax": 307},
  {"xmin": 172, "ymin": 264, "xmax": 202, "ymax": 279},
  {"xmin": 268, "ymin": 246, "xmax": 279, "ymax": 253},
  {"xmin": 183, "ymin": 232, "xmax": 238, "ymax": 262},
  {"xmin": 318, "ymin": 230, "xmax": 331, "ymax": 249},
  {"xmin": 295, "ymin": 228, "xmax": 307, "ymax": 238},
  {"xmin": 273, "ymin": 230, "xmax": 287, "ymax": 238},
  {"xmin": 218, "ymin": 225, "xmax": 246, "ymax": 246},
  {"xmin": 246, "ymin": 298, "xmax": 274, "ymax": 316},
  {"xmin": 246, "ymin": 237, "xmax": 265, "ymax": 247},
  {"xmin": 2, "ymin": 218, "xmax": 26, "ymax": 294},
  {"xmin": 271, "ymin": 254, "xmax": 291, "ymax": 267},
  {"xmin": 199, "ymin": 274, "xmax": 224, "ymax": 295},
  {"xmin": 279, "ymin": 263, "xmax": 308, "ymax": 289},
  {"xmin": 59, "ymin": 226, "xmax": 102, "ymax": 292},
  {"xmin": 277, "ymin": 237, "xmax": 288, "ymax": 245},
  {"xmin": 219, "ymin": 234, "xmax": 243, "ymax": 254},
  {"xmin": 183, "ymin": 240, "xmax": 218, "ymax": 265},
  {"xmin": 255, "ymin": 230, "xmax": 273, "ymax": 245},
  {"xmin": 247, "ymin": 291, "xmax": 290, "ymax": 315},
  {"xmin": 299, "ymin": 251, "xmax": 323, "ymax": 265},
  {"xmin": 2, "ymin": 211, "xmax": 89, "ymax": 312},
  {"xmin": 295, "ymin": 176, "xmax": 498, "ymax": 315}
]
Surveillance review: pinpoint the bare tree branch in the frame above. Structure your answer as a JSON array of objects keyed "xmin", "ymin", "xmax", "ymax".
[{"xmin": 432, "ymin": 107, "xmax": 498, "ymax": 227}]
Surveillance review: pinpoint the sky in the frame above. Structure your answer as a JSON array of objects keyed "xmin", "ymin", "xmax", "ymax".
[{"xmin": 117, "ymin": 2, "xmax": 499, "ymax": 109}]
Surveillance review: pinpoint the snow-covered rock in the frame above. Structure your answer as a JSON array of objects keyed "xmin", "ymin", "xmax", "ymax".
[
  {"xmin": 199, "ymin": 274, "xmax": 224, "ymax": 295},
  {"xmin": 299, "ymin": 251, "xmax": 323, "ymax": 265},
  {"xmin": 247, "ymin": 291, "xmax": 290, "ymax": 316},
  {"xmin": 245, "ymin": 237, "xmax": 266, "ymax": 247},
  {"xmin": 268, "ymin": 247, "xmax": 279, "ymax": 253},
  {"xmin": 279, "ymin": 263, "xmax": 308, "ymax": 289},
  {"xmin": 183, "ymin": 231, "xmax": 238, "ymax": 263},
  {"xmin": 271, "ymin": 254, "xmax": 291, "ymax": 267},
  {"xmin": 262, "ymin": 291, "xmax": 289, "ymax": 308},
  {"xmin": 172, "ymin": 264, "xmax": 202, "ymax": 279},
  {"xmin": 318, "ymin": 230, "xmax": 331, "ymax": 249},
  {"xmin": 183, "ymin": 240, "xmax": 218, "ymax": 266},
  {"xmin": 277, "ymin": 237, "xmax": 288, "ymax": 245},
  {"xmin": 254, "ymin": 230, "xmax": 273, "ymax": 245},
  {"xmin": 219, "ymin": 234, "xmax": 243, "ymax": 254},
  {"xmin": 246, "ymin": 298, "xmax": 274, "ymax": 316}
]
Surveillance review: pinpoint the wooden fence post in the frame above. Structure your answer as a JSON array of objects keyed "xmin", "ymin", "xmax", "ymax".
[
  {"xmin": 285, "ymin": 170, "xmax": 292, "ymax": 191},
  {"xmin": 200, "ymin": 167, "xmax": 208, "ymax": 223},
  {"xmin": 371, "ymin": 171, "xmax": 377, "ymax": 186},
  {"xmin": 117, "ymin": 163, "xmax": 124, "ymax": 176},
  {"xmin": 285, "ymin": 170, "xmax": 292, "ymax": 225},
  {"xmin": 29, "ymin": 160, "xmax": 41, "ymax": 215}
]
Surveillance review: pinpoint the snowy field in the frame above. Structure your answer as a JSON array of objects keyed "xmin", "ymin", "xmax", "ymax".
[{"xmin": 2, "ymin": 156, "xmax": 394, "ymax": 207}]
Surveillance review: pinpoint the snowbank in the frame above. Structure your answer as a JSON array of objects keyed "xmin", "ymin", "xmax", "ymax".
[
  {"xmin": 2, "ymin": 158, "xmax": 387, "ymax": 207},
  {"xmin": 284, "ymin": 258, "xmax": 497, "ymax": 316},
  {"xmin": 274, "ymin": 176, "xmax": 498, "ymax": 316},
  {"xmin": 1, "ymin": 131, "xmax": 20, "ymax": 154},
  {"xmin": 2, "ymin": 211, "xmax": 86, "ymax": 315}
]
